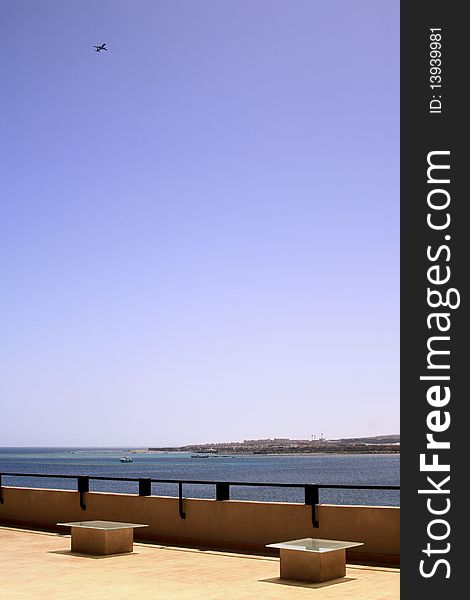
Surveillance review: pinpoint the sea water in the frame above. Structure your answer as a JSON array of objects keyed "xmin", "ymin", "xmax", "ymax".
[{"xmin": 0, "ymin": 447, "xmax": 399, "ymax": 506}]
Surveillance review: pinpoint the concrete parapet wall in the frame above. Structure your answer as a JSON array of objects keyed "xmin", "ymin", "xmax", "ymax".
[{"xmin": 0, "ymin": 487, "xmax": 399, "ymax": 564}]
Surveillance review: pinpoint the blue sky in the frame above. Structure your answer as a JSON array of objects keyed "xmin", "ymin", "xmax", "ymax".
[{"xmin": 0, "ymin": 0, "xmax": 399, "ymax": 446}]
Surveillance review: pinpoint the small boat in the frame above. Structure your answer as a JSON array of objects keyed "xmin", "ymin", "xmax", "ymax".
[
  {"xmin": 120, "ymin": 455, "xmax": 133, "ymax": 463},
  {"xmin": 191, "ymin": 454, "xmax": 210, "ymax": 458}
]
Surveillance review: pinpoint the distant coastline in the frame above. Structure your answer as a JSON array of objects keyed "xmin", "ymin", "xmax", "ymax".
[{"xmin": 146, "ymin": 434, "xmax": 400, "ymax": 455}]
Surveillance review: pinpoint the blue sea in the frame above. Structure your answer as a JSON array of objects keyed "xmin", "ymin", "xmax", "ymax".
[{"xmin": 0, "ymin": 447, "xmax": 399, "ymax": 506}]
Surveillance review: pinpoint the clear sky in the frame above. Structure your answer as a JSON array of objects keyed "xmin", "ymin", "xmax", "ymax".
[{"xmin": 0, "ymin": 0, "xmax": 399, "ymax": 447}]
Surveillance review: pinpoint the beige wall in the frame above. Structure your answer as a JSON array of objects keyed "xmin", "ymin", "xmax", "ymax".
[{"xmin": 0, "ymin": 487, "xmax": 399, "ymax": 564}]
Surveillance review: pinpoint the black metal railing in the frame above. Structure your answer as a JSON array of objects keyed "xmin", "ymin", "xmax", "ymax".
[{"xmin": 0, "ymin": 472, "xmax": 399, "ymax": 528}]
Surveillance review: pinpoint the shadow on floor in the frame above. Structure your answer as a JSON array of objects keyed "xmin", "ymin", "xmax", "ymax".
[
  {"xmin": 260, "ymin": 576, "xmax": 356, "ymax": 589},
  {"xmin": 47, "ymin": 550, "xmax": 138, "ymax": 560}
]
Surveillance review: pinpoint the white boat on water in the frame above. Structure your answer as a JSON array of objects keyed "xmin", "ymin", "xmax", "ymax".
[{"xmin": 120, "ymin": 455, "xmax": 133, "ymax": 463}]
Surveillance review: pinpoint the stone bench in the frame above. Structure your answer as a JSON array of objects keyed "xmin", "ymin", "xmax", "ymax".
[
  {"xmin": 267, "ymin": 537, "xmax": 364, "ymax": 582},
  {"xmin": 58, "ymin": 520, "xmax": 149, "ymax": 555}
]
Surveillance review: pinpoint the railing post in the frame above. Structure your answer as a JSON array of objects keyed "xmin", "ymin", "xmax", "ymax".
[
  {"xmin": 138, "ymin": 478, "xmax": 152, "ymax": 496},
  {"xmin": 0, "ymin": 474, "xmax": 4, "ymax": 504},
  {"xmin": 178, "ymin": 482, "xmax": 186, "ymax": 519},
  {"xmin": 215, "ymin": 482, "xmax": 230, "ymax": 501},
  {"xmin": 305, "ymin": 484, "xmax": 319, "ymax": 528},
  {"xmin": 78, "ymin": 476, "xmax": 89, "ymax": 510}
]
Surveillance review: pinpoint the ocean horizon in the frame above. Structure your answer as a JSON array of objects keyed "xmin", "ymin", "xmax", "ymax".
[{"xmin": 0, "ymin": 447, "xmax": 399, "ymax": 506}]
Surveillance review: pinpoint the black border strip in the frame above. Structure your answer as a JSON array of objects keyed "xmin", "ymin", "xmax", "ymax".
[{"xmin": 401, "ymin": 2, "xmax": 466, "ymax": 596}]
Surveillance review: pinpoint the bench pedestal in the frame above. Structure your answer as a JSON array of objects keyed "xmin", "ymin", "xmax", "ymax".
[
  {"xmin": 71, "ymin": 526, "xmax": 134, "ymax": 555},
  {"xmin": 280, "ymin": 547, "xmax": 346, "ymax": 582}
]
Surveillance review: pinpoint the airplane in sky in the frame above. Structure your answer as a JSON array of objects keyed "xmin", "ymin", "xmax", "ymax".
[{"xmin": 93, "ymin": 43, "xmax": 108, "ymax": 52}]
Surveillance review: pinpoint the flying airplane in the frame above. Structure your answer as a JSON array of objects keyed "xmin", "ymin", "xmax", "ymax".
[{"xmin": 93, "ymin": 43, "xmax": 108, "ymax": 52}]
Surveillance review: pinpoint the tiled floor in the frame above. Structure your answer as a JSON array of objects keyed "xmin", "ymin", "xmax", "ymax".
[{"xmin": 0, "ymin": 526, "xmax": 399, "ymax": 599}]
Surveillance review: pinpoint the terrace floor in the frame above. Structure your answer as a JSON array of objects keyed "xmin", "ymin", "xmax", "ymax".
[{"xmin": 0, "ymin": 526, "xmax": 399, "ymax": 599}]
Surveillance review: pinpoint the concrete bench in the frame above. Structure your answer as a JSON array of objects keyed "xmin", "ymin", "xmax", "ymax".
[
  {"xmin": 58, "ymin": 520, "xmax": 149, "ymax": 555},
  {"xmin": 267, "ymin": 537, "xmax": 364, "ymax": 582}
]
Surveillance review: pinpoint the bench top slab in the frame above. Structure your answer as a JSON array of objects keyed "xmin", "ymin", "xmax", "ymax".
[
  {"xmin": 266, "ymin": 537, "xmax": 363, "ymax": 553},
  {"xmin": 57, "ymin": 520, "xmax": 149, "ymax": 530}
]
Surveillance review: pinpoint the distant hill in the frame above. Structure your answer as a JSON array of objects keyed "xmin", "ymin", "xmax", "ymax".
[
  {"xmin": 148, "ymin": 434, "xmax": 400, "ymax": 454},
  {"xmin": 332, "ymin": 434, "xmax": 400, "ymax": 445}
]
